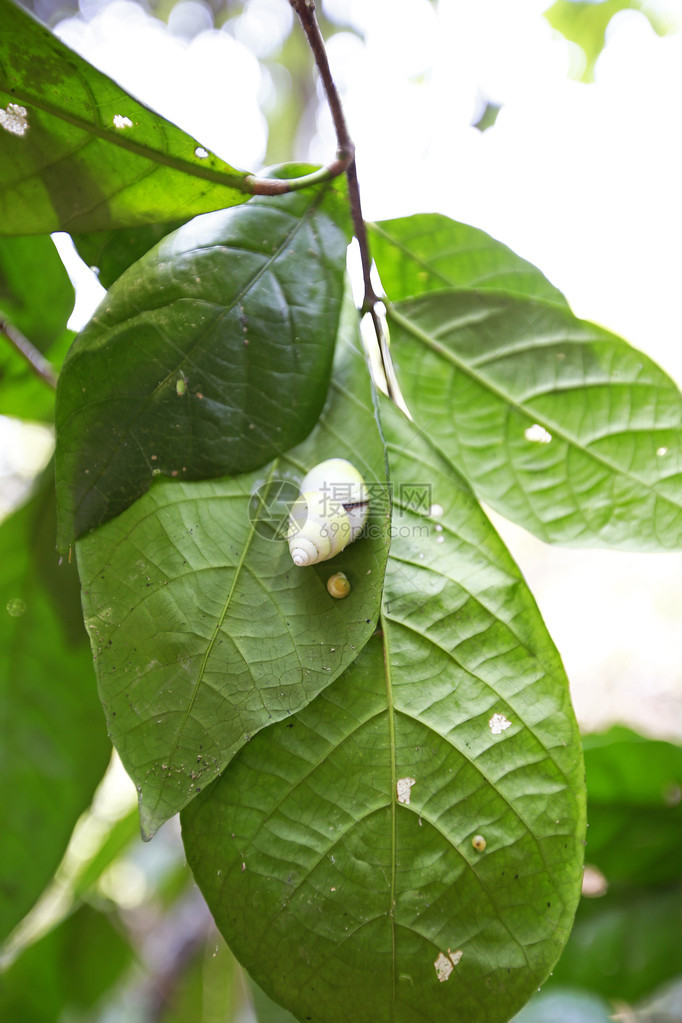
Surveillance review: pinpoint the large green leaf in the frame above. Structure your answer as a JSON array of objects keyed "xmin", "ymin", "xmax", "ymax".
[
  {"xmin": 0, "ymin": 235, "xmax": 74, "ymax": 420},
  {"xmin": 56, "ymin": 176, "xmax": 351, "ymax": 547},
  {"xmin": 0, "ymin": 0, "xmax": 252, "ymax": 235},
  {"xmin": 0, "ymin": 236, "xmax": 73, "ymax": 347},
  {"xmin": 388, "ymin": 289, "xmax": 682, "ymax": 550},
  {"xmin": 546, "ymin": 729, "xmax": 682, "ymax": 1003},
  {"xmin": 370, "ymin": 214, "xmax": 567, "ymax": 305},
  {"xmin": 75, "ymin": 316, "xmax": 390, "ymax": 838},
  {"xmin": 583, "ymin": 727, "xmax": 682, "ymax": 886},
  {"xmin": 550, "ymin": 883, "xmax": 682, "ymax": 1003},
  {"xmin": 0, "ymin": 473, "xmax": 111, "ymax": 943},
  {"xmin": 73, "ymin": 221, "xmax": 185, "ymax": 290},
  {"xmin": 182, "ymin": 403, "xmax": 585, "ymax": 1023}
]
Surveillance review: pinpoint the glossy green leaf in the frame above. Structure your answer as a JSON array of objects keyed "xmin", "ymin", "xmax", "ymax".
[
  {"xmin": 583, "ymin": 727, "xmax": 682, "ymax": 886},
  {"xmin": 370, "ymin": 213, "xmax": 567, "ymax": 305},
  {"xmin": 0, "ymin": 0, "xmax": 252, "ymax": 235},
  {"xmin": 0, "ymin": 904, "xmax": 131, "ymax": 1020},
  {"xmin": 56, "ymin": 177, "xmax": 351, "ymax": 548},
  {"xmin": 388, "ymin": 289, "xmax": 682, "ymax": 550},
  {"xmin": 182, "ymin": 403, "xmax": 585, "ymax": 1023},
  {"xmin": 0, "ymin": 474, "xmax": 111, "ymax": 942},
  {"xmin": 0, "ymin": 235, "xmax": 74, "ymax": 420},
  {"xmin": 75, "ymin": 317, "xmax": 390, "ymax": 838},
  {"xmin": 550, "ymin": 883, "xmax": 682, "ymax": 1003},
  {"xmin": 74, "ymin": 221, "xmax": 185, "ymax": 289}
]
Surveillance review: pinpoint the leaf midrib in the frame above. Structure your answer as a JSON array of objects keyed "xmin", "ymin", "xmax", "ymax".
[
  {"xmin": 0, "ymin": 74, "xmax": 249, "ymax": 190},
  {"xmin": 380, "ymin": 606, "xmax": 398, "ymax": 1021},
  {"xmin": 160, "ymin": 459, "xmax": 282, "ymax": 786},
  {"xmin": 388, "ymin": 299, "xmax": 681, "ymax": 504}
]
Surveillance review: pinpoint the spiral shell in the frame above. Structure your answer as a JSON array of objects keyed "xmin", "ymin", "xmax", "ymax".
[
  {"xmin": 327, "ymin": 572, "xmax": 351, "ymax": 599},
  {"xmin": 287, "ymin": 459, "xmax": 369, "ymax": 567}
]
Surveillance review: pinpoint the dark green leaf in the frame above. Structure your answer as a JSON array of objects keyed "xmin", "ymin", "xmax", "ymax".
[
  {"xmin": 73, "ymin": 221, "xmax": 186, "ymax": 289},
  {"xmin": 0, "ymin": 235, "xmax": 74, "ymax": 420},
  {"xmin": 0, "ymin": 0, "xmax": 252, "ymax": 235},
  {"xmin": 370, "ymin": 213, "xmax": 567, "ymax": 305},
  {"xmin": 0, "ymin": 236, "xmax": 73, "ymax": 346},
  {"xmin": 0, "ymin": 904, "xmax": 131, "ymax": 1021},
  {"xmin": 546, "ymin": 729, "xmax": 682, "ymax": 1002},
  {"xmin": 75, "ymin": 315, "xmax": 390, "ymax": 838},
  {"xmin": 583, "ymin": 727, "xmax": 682, "ymax": 886},
  {"xmin": 55, "ymin": 177, "xmax": 351, "ymax": 547},
  {"xmin": 388, "ymin": 289, "xmax": 682, "ymax": 550},
  {"xmin": 0, "ymin": 328, "xmax": 72, "ymax": 422},
  {"xmin": 550, "ymin": 883, "xmax": 682, "ymax": 1002},
  {"xmin": 182, "ymin": 402, "xmax": 585, "ymax": 1023},
  {"xmin": 0, "ymin": 472, "xmax": 111, "ymax": 942}
]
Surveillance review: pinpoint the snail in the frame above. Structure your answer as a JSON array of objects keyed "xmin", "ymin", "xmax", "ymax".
[
  {"xmin": 288, "ymin": 458, "xmax": 369, "ymax": 567},
  {"xmin": 327, "ymin": 572, "xmax": 351, "ymax": 599}
]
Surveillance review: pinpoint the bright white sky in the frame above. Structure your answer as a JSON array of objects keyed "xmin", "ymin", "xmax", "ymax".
[{"xmin": 6, "ymin": 0, "xmax": 682, "ymax": 737}]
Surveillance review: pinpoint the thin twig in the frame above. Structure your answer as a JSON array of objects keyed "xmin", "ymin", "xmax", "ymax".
[
  {"xmin": 244, "ymin": 148, "xmax": 354, "ymax": 195},
  {"xmin": 289, "ymin": 0, "xmax": 406, "ymax": 408},
  {"xmin": 1, "ymin": 318, "xmax": 58, "ymax": 390}
]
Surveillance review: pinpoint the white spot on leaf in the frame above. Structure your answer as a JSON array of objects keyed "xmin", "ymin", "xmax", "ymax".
[
  {"xmin": 195, "ymin": 145, "xmax": 209, "ymax": 158},
  {"xmin": 430, "ymin": 503, "xmax": 444, "ymax": 517},
  {"xmin": 113, "ymin": 114, "xmax": 133, "ymax": 129},
  {"xmin": 434, "ymin": 952, "xmax": 453, "ymax": 983},
  {"xmin": 396, "ymin": 777, "xmax": 416, "ymax": 804},
  {"xmin": 0, "ymin": 103, "xmax": 29, "ymax": 136},
  {"xmin": 434, "ymin": 948, "xmax": 463, "ymax": 981},
  {"xmin": 524, "ymin": 423, "xmax": 552, "ymax": 444},
  {"xmin": 489, "ymin": 713, "xmax": 512, "ymax": 735},
  {"xmin": 656, "ymin": 446, "xmax": 668, "ymax": 456}
]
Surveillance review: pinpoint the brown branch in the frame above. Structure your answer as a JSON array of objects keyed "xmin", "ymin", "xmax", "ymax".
[
  {"xmin": 288, "ymin": 0, "xmax": 406, "ymax": 408},
  {"xmin": 1, "ymin": 318, "xmax": 58, "ymax": 390},
  {"xmin": 244, "ymin": 147, "xmax": 354, "ymax": 195}
]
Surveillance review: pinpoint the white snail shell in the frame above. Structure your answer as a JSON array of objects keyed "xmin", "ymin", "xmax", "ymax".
[
  {"xmin": 288, "ymin": 458, "xmax": 369, "ymax": 567},
  {"xmin": 327, "ymin": 572, "xmax": 351, "ymax": 599}
]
